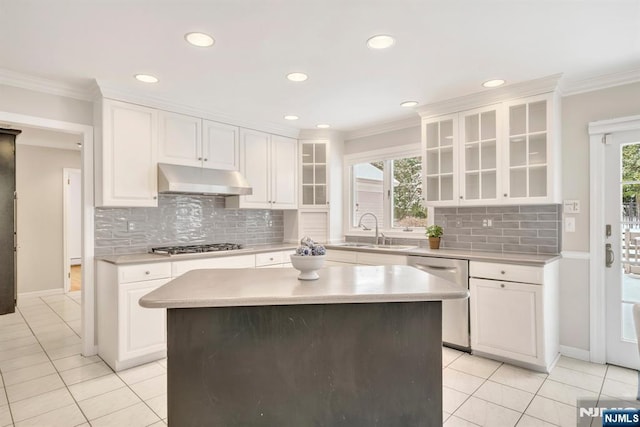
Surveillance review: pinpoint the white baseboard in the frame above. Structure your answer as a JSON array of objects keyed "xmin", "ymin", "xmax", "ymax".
[
  {"xmin": 18, "ymin": 288, "xmax": 64, "ymax": 299},
  {"xmin": 559, "ymin": 345, "xmax": 592, "ymax": 362}
]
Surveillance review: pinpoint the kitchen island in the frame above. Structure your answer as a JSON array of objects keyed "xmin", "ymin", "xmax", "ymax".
[{"xmin": 140, "ymin": 265, "xmax": 468, "ymax": 427}]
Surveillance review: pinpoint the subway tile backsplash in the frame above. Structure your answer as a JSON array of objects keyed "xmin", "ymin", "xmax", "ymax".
[
  {"xmin": 434, "ymin": 204, "xmax": 561, "ymax": 255},
  {"xmin": 94, "ymin": 195, "xmax": 284, "ymax": 256}
]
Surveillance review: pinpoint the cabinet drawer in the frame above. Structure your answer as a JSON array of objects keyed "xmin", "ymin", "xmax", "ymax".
[
  {"xmin": 118, "ymin": 263, "xmax": 171, "ymax": 284},
  {"xmin": 255, "ymin": 251, "xmax": 285, "ymax": 267},
  {"xmin": 357, "ymin": 253, "xmax": 407, "ymax": 266},
  {"xmin": 470, "ymin": 261, "xmax": 543, "ymax": 285},
  {"xmin": 326, "ymin": 250, "xmax": 358, "ymax": 264},
  {"xmin": 172, "ymin": 254, "xmax": 256, "ymax": 277}
]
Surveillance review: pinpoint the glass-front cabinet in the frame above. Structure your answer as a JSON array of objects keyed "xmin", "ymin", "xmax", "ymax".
[
  {"xmin": 300, "ymin": 140, "xmax": 328, "ymax": 207},
  {"xmin": 423, "ymin": 114, "xmax": 458, "ymax": 205},
  {"xmin": 459, "ymin": 105, "xmax": 501, "ymax": 203}
]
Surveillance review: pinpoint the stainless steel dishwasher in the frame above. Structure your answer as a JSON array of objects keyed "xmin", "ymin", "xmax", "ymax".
[{"xmin": 408, "ymin": 256, "xmax": 470, "ymax": 351}]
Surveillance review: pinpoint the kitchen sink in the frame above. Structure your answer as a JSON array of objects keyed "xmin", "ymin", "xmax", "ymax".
[
  {"xmin": 368, "ymin": 244, "xmax": 417, "ymax": 250},
  {"xmin": 331, "ymin": 243, "xmax": 417, "ymax": 251}
]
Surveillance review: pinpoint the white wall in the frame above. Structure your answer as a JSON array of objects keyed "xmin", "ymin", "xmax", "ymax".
[{"xmin": 16, "ymin": 143, "xmax": 81, "ymax": 294}]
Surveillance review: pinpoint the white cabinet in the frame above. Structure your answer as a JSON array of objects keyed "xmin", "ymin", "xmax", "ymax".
[
  {"xmin": 255, "ymin": 250, "xmax": 296, "ymax": 268},
  {"xmin": 158, "ymin": 111, "xmax": 239, "ymax": 170},
  {"xmin": 423, "ymin": 115, "xmax": 458, "ymax": 205},
  {"xmin": 300, "ymin": 141, "xmax": 329, "ymax": 207},
  {"xmin": 325, "ymin": 249, "xmax": 407, "ymax": 266},
  {"xmin": 226, "ymin": 130, "xmax": 297, "ymax": 210},
  {"xmin": 172, "ymin": 254, "xmax": 256, "ymax": 277},
  {"xmin": 97, "ymin": 99, "xmax": 158, "ymax": 207},
  {"xmin": 469, "ymin": 260, "xmax": 559, "ymax": 372},
  {"xmin": 97, "ymin": 261, "xmax": 170, "ymax": 371}
]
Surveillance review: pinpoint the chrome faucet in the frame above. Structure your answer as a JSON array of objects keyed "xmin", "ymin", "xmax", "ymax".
[{"xmin": 358, "ymin": 213, "xmax": 380, "ymax": 245}]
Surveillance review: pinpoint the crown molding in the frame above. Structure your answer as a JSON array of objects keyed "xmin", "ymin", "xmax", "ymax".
[
  {"xmin": 0, "ymin": 68, "xmax": 93, "ymax": 102},
  {"xmin": 416, "ymin": 74, "xmax": 563, "ymax": 118},
  {"xmin": 95, "ymin": 80, "xmax": 301, "ymax": 139},
  {"xmin": 297, "ymin": 129, "xmax": 346, "ymax": 141},
  {"xmin": 560, "ymin": 67, "xmax": 640, "ymax": 97},
  {"xmin": 344, "ymin": 116, "xmax": 420, "ymax": 141}
]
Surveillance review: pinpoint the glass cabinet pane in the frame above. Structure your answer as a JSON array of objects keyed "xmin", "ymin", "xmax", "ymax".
[
  {"xmin": 440, "ymin": 120, "xmax": 453, "ymax": 146},
  {"xmin": 465, "ymin": 114, "xmax": 479, "ymax": 142},
  {"xmin": 510, "ymin": 138, "xmax": 527, "ymax": 167},
  {"xmin": 481, "ymin": 141, "xmax": 496, "ymax": 169},
  {"xmin": 441, "ymin": 176, "xmax": 454, "ymax": 200},
  {"xmin": 465, "ymin": 144, "xmax": 479, "ymax": 171},
  {"xmin": 481, "ymin": 111, "xmax": 496, "ymax": 140},
  {"xmin": 315, "ymin": 185, "xmax": 327, "ymax": 205},
  {"xmin": 510, "ymin": 169, "xmax": 527, "ymax": 198},
  {"xmin": 314, "ymin": 144, "xmax": 326, "ymax": 163},
  {"xmin": 465, "ymin": 173, "xmax": 479, "ymax": 199},
  {"xmin": 510, "ymin": 104, "xmax": 526, "ymax": 136},
  {"xmin": 482, "ymin": 172, "xmax": 497, "ymax": 199},
  {"xmin": 441, "ymin": 148, "xmax": 453, "ymax": 174},
  {"xmin": 302, "ymin": 165, "xmax": 314, "ymax": 184},
  {"xmin": 528, "ymin": 101, "xmax": 547, "ymax": 133},
  {"xmin": 426, "ymin": 177, "xmax": 439, "ymax": 201},
  {"xmin": 529, "ymin": 167, "xmax": 547, "ymax": 197},
  {"xmin": 315, "ymin": 165, "xmax": 326, "ymax": 184},
  {"xmin": 302, "ymin": 185, "xmax": 314, "ymax": 204},
  {"xmin": 426, "ymin": 151, "xmax": 439, "ymax": 175},
  {"xmin": 426, "ymin": 123, "xmax": 439, "ymax": 149},
  {"xmin": 529, "ymin": 134, "xmax": 547, "ymax": 165},
  {"xmin": 302, "ymin": 144, "xmax": 313, "ymax": 163}
]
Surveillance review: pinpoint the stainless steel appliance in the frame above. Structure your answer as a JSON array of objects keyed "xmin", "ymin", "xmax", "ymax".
[
  {"xmin": 151, "ymin": 243, "xmax": 244, "ymax": 256},
  {"xmin": 157, "ymin": 163, "xmax": 253, "ymax": 196},
  {"xmin": 408, "ymin": 256, "xmax": 470, "ymax": 350}
]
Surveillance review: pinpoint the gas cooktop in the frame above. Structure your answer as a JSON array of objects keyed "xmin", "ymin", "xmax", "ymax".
[{"xmin": 150, "ymin": 243, "xmax": 244, "ymax": 256}]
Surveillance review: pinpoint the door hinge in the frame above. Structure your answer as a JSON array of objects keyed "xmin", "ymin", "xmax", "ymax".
[
  {"xmin": 67, "ymin": 178, "xmax": 70, "ymax": 185},
  {"xmin": 68, "ymin": 272, "xmax": 71, "ymax": 278}
]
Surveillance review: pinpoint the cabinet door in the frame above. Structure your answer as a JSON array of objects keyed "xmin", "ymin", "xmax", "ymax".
[
  {"xmin": 299, "ymin": 210, "xmax": 329, "ymax": 243},
  {"xmin": 158, "ymin": 111, "xmax": 202, "ymax": 167},
  {"xmin": 423, "ymin": 114, "xmax": 458, "ymax": 205},
  {"xmin": 357, "ymin": 252, "xmax": 407, "ymax": 266},
  {"xmin": 300, "ymin": 141, "xmax": 328, "ymax": 207},
  {"xmin": 119, "ymin": 278, "xmax": 169, "ymax": 361},
  {"xmin": 459, "ymin": 105, "xmax": 501, "ymax": 204},
  {"xmin": 470, "ymin": 278, "xmax": 542, "ymax": 363},
  {"xmin": 101, "ymin": 100, "xmax": 158, "ymax": 207},
  {"xmin": 271, "ymin": 135, "xmax": 297, "ymax": 209},
  {"xmin": 171, "ymin": 254, "xmax": 256, "ymax": 277},
  {"xmin": 202, "ymin": 120, "xmax": 239, "ymax": 171},
  {"xmin": 238, "ymin": 129, "xmax": 270, "ymax": 208},
  {"xmin": 503, "ymin": 94, "xmax": 552, "ymax": 202}
]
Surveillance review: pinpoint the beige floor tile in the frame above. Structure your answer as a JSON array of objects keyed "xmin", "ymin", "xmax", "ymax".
[
  {"xmin": 45, "ymin": 343, "xmax": 84, "ymax": 361},
  {"xmin": 443, "ymin": 347, "xmax": 465, "ymax": 367},
  {"xmin": 444, "ymin": 410, "xmax": 452, "ymax": 422},
  {"xmin": 443, "ymin": 386, "xmax": 470, "ymax": 414},
  {"xmin": 6, "ymin": 373, "xmax": 65, "ymax": 403},
  {"xmin": 9, "ymin": 387, "xmax": 75, "ymax": 422},
  {"xmin": 68, "ymin": 373, "xmax": 126, "ymax": 401},
  {"xmin": 156, "ymin": 358, "xmax": 167, "ymax": 369},
  {"xmin": 547, "ymin": 366, "xmax": 604, "ymax": 393},
  {"xmin": 117, "ymin": 362, "xmax": 166, "ymax": 385},
  {"xmin": 0, "ymin": 402, "xmax": 13, "ymax": 427},
  {"xmin": 0, "ymin": 336, "xmax": 37, "ymax": 352},
  {"xmin": 78, "ymin": 387, "xmax": 140, "ymax": 420},
  {"xmin": 130, "ymin": 374, "xmax": 167, "ymax": 400},
  {"xmin": 473, "ymin": 380, "xmax": 534, "ymax": 412},
  {"xmin": 0, "ymin": 328, "xmax": 32, "ymax": 344},
  {"xmin": 52, "ymin": 354, "xmax": 102, "ymax": 372},
  {"xmin": 90, "ymin": 402, "xmax": 160, "ymax": 427},
  {"xmin": 147, "ymin": 421, "xmax": 166, "ymax": 427},
  {"xmin": 14, "ymin": 403, "xmax": 86, "ymax": 427},
  {"xmin": 39, "ymin": 335, "xmax": 82, "ymax": 351},
  {"xmin": 524, "ymin": 395, "xmax": 576, "ymax": 426},
  {"xmin": 0, "ymin": 352, "xmax": 49, "ymax": 373},
  {"xmin": 3, "ymin": 361, "xmax": 56, "ymax": 386},
  {"xmin": 59, "ymin": 361, "xmax": 112, "ymax": 386},
  {"xmin": 536, "ymin": 379, "xmax": 598, "ymax": 406},
  {"xmin": 443, "ymin": 368, "xmax": 486, "ymax": 394},
  {"xmin": 490, "ymin": 364, "xmax": 548, "ymax": 394},
  {"xmin": 601, "ymin": 377, "xmax": 638, "ymax": 400},
  {"xmin": 555, "ymin": 356, "xmax": 607, "ymax": 377},
  {"xmin": 0, "ymin": 388, "xmax": 6, "ymax": 407},
  {"xmin": 606, "ymin": 365, "xmax": 638, "ymax": 385},
  {"xmin": 146, "ymin": 393, "xmax": 167, "ymax": 419},
  {"xmin": 454, "ymin": 396, "xmax": 521, "ymax": 426},
  {"xmin": 515, "ymin": 414, "xmax": 558, "ymax": 426},
  {"xmin": 0, "ymin": 343, "xmax": 43, "ymax": 363},
  {"xmin": 450, "ymin": 354, "xmax": 502, "ymax": 379},
  {"xmin": 444, "ymin": 415, "xmax": 481, "ymax": 426}
]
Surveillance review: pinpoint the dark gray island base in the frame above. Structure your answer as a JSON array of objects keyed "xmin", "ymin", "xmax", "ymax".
[{"xmin": 140, "ymin": 265, "xmax": 468, "ymax": 427}]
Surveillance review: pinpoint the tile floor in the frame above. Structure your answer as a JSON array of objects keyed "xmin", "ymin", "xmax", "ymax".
[{"xmin": 0, "ymin": 293, "xmax": 638, "ymax": 426}]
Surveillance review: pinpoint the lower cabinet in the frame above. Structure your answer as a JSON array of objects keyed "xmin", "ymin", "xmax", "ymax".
[
  {"xmin": 255, "ymin": 250, "xmax": 296, "ymax": 268},
  {"xmin": 469, "ymin": 260, "xmax": 559, "ymax": 372},
  {"xmin": 325, "ymin": 249, "xmax": 407, "ymax": 266}
]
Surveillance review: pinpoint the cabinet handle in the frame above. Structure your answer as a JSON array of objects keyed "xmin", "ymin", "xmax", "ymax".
[
  {"xmin": 153, "ymin": 196, "xmax": 157, "ymax": 200},
  {"xmin": 504, "ymin": 193, "xmax": 508, "ymax": 197},
  {"xmin": 459, "ymin": 196, "xmax": 463, "ymax": 199},
  {"xmin": 204, "ymin": 158, "xmax": 208, "ymax": 162},
  {"xmin": 145, "ymin": 271, "xmax": 150, "ymax": 275},
  {"xmin": 501, "ymin": 270, "xmax": 506, "ymax": 274},
  {"xmin": 269, "ymin": 257, "xmax": 274, "ymax": 261},
  {"xmin": 500, "ymin": 283, "xmax": 505, "ymax": 288},
  {"xmin": 198, "ymin": 157, "xmax": 202, "ymax": 160}
]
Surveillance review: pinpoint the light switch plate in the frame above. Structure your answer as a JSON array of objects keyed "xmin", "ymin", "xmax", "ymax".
[{"xmin": 563, "ymin": 200, "xmax": 580, "ymax": 213}]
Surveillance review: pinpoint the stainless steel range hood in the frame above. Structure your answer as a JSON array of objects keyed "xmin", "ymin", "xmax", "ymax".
[{"xmin": 158, "ymin": 163, "xmax": 253, "ymax": 196}]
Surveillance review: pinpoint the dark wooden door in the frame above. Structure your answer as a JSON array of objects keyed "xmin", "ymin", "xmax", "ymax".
[{"xmin": 0, "ymin": 129, "xmax": 20, "ymax": 315}]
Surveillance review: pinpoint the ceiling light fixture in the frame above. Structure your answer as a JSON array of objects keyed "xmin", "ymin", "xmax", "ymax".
[
  {"xmin": 482, "ymin": 79, "xmax": 505, "ymax": 88},
  {"xmin": 284, "ymin": 115, "xmax": 299, "ymax": 121},
  {"xmin": 135, "ymin": 74, "xmax": 159, "ymax": 83},
  {"xmin": 286, "ymin": 72, "xmax": 308, "ymax": 82},
  {"xmin": 367, "ymin": 34, "xmax": 395, "ymax": 50},
  {"xmin": 316, "ymin": 124, "xmax": 330, "ymax": 129},
  {"xmin": 185, "ymin": 32, "xmax": 215, "ymax": 47},
  {"xmin": 400, "ymin": 101, "xmax": 418, "ymax": 108}
]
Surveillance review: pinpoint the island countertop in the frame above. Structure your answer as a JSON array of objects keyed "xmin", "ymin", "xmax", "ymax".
[{"xmin": 140, "ymin": 265, "xmax": 468, "ymax": 309}]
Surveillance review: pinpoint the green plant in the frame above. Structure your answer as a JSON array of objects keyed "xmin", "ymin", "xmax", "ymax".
[{"xmin": 425, "ymin": 225, "xmax": 443, "ymax": 238}]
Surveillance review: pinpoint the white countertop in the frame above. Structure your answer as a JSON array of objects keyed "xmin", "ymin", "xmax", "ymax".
[{"xmin": 139, "ymin": 265, "xmax": 469, "ymax": 309}]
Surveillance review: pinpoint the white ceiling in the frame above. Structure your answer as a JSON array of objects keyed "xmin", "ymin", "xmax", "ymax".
[{"xmin": 1, "ymin": 0, "xmax": 639, "ymax": 133}]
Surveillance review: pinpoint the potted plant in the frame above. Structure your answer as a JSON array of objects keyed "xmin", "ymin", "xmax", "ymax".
[{"xmin": 426, "ymin": 225, "xmax": 443, "ymax": 249}]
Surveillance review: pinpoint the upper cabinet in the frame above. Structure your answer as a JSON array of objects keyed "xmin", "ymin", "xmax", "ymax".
[
  {"xmin": 420, "ymin": 90, "xmax": 560, "ymax": 206},
  {"xmin": 158, "ymin": 111, "xmax": 239, "ymax": 171},
  {"xmin": 96, "ymin": 99, "xmax": 159, "ymax": 207},
  {"xmin": 300, "ymin": 140, "xmax": 329, "ymax": 207},
  {"xmin": 226, "ymin": 129, "xmax": 298, "ymax": 210}
]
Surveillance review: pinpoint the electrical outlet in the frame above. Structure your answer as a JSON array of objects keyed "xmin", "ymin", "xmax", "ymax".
[
  {"xmin": 565, "ymin": 217, "xmax": 576, "ymax": 233},
  {"xmin": 482, "ymin": 218, "xmax": 493, "ymax": 228},
  {"xmin": 127, "ymin": 221, "xmax": 135, "ymax": 232},
  {"xmin": 455, "ymin": 218, "xmax": 463, "ymax": 228}
]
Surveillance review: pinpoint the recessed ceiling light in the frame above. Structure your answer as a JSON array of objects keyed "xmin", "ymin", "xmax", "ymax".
[
  {"xmin": 316, "ymin": 124, "xmax": 330, "ymax": 129},
  {"xmin": 286, "ymin": 72, "xmax": 308, "ymax": 82},
  {"xmin": 367, "ymin": 34, "xmax": 395, "ymax": 49},
  {"xmin": 185, "ymin": 32, "xmax": 215, "ymax": 47},
  {"xmin": 135, "ymin": 74, "xmax": 158, "ymax": 83},
  {"xmin": 482, "ymin": 79, "xmax": 505, "ymax": 88},
  {"xmin": 400, "ymin": 101, "xmax": 418, "ymax": 108},
  {"xmin": 284, "ymin": 115, "xmax": 299, "ymax": 121}
]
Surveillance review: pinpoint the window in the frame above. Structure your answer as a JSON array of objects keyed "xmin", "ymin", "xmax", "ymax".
[{"xmin": 351, "ymin": 155, "xmax": 427, "ymax": 230}]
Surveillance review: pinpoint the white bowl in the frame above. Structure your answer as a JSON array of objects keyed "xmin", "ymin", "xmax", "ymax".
[{"xmin": 290, "ymin": 254, "xmax": 326, "ymax": 280}]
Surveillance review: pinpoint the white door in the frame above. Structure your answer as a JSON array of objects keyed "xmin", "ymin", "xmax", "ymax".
[
  {"xmin": 271, "ymin": 135, "xmax": 297, "ymax": 209},
  {"xmin": 202, "ymin": 120, "xmax": 239, "ymax": 171},
  {"xmin": 605, "ymin": 128, "xmax": 640, "ymax": 369}
]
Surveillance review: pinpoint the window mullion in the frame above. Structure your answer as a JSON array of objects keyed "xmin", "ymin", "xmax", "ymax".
[{"xmin": 384, "ymin": 159, "xmax": 392, "ymax": 230}]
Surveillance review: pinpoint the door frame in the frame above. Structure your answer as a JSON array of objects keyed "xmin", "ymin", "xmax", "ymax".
[
  {"xmin": 589, "ymin": 114, "xmax": 640, "ymax": 363},
  {"xmin": 63, "ymin": 168, "xmax": 81, "ymax": 293},
  {"xmin": 0, "ymin": 111, "xmax": 96, "ymax": 357}
]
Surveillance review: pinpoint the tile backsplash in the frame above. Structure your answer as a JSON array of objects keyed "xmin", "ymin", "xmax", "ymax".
[
  {"xmin": 95, "ymin": 195, "xmax": 284, "ymax": 256},
  {"xmin": 434, "ymin": 205, "xmax": 561, "ymax": 255}
]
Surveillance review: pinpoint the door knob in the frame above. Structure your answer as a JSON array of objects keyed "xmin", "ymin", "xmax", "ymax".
[{"xmin": 605, "ymin": 243, "xmax": 614, "ymax": 268}]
